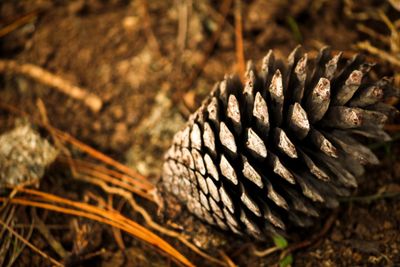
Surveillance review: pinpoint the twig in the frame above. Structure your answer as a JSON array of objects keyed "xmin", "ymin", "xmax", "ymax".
[
  {"xmin": 177, "ymin": 0, "xmax": 190, "ymax": 52},
  {"xmin": 0, "ymin": 11, "xmax": 38, "ymax": 38},
  {"xmin": 31, "ymin": 208, "xmax": 68, "ymax": 259},
  {"xmin": 0, "ymin": 59, "xmax": 102, "ymax": 112},
  {"xmin": 253, "ymin": 210, "xmax": 338, "ymax": 262},
  {"xmin": 356, "ymin": 41, "xmax": 400, "ymax": 68},
  {"xmin": 79, "ymin": 248, "xmax": 107, "ymax": 261},
  {"xmin": 343, "ymin": 0, "xmax": 382, "ymax": 21},
  {"xmin": 234, "ymin": 0, "xmax": 245, "ymax": 82},
  {"xmin": 252, "ymin": 245, "xmax": 280, "ymax": 257},
  {"xmin": 108, "ymin": 195, "xmax": 125, "ymax": 250},
  {"xmin": 4, "ymin": 212, "xmax": 35, "ymax": 267},
  {"xmin": 219, "ymin": 250, "xmax": 237, "ymax": 267},
  {"xmin": 280, "ymin": 209, "xmax": 339, "ymax": 259},
  {"xmin": 84, "ymin": 191, "xmax": 107, "ymax": 208},
  {"xmin": 36, "ymin": 98, "xmax": 71, "ymax": 157},
  {"xmin": 0, "ymin": 205, "xmax": 16, "ymax": 266},
  {"xmin": 356, "ymin": 24, "xmax": 391, "ymax": 45},
  {"xmin": 0, "ymin": 218, "xmax": 64, "ymax": 267},
  {"xmin": 0, "ymin": 204, "xmax": 15, "ymax": 236},
  {"xmin": 378, "ymin": 10, "xmax": 400, "ymax": 49}
]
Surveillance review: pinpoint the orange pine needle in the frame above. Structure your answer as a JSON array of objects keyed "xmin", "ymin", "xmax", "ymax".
[
  {"xmin": 0, "ymin": 192, "xmax": 194, "ymax": 267},
  {"xmin": 234, "ymin": 0, "xmax": 245, "ymax": 82},
  {"xmin": 61, "ymin": 158, "xmax": 156, "ymax": 203},
  {"xmin": 62, "ymin": 157, "xmax": 153, "ymax": 191},
  {"xmin": 52, "ymin": 129, "xmax": 152, "ymax": 187}
]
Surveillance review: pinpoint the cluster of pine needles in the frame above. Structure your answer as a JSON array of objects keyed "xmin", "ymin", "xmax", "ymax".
[{"xmin": 0, "ymin": 101, "xmax": 237, "ymax": 267}]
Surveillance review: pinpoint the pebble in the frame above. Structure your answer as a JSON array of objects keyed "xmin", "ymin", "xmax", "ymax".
[{"xmin": 122, "ymin": 16, "xmax": 139, "ymax": 31}]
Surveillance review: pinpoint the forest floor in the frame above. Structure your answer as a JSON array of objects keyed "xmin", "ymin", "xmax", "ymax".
[{"xmin": 0, "ymin": 0, "xmax": 399, "ymax": 266}]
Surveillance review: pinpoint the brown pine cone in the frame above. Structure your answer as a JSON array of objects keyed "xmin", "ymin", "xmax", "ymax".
[{"xmin": 161, "ymin": 46, "xmax": 399, "ymax": 239}]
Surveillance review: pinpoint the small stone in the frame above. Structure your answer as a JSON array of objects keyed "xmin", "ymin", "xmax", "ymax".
[
  {"xmin": 0, "ymin": 123, "xmax": 58, "ymax": 187},
  {"xmin": 123, "ymin": 16, "xmax": 139, "ymax": 31}
]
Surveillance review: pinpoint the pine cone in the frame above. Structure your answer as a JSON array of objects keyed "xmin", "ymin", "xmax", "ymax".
[{"xmin": 161, "ymin": 46, "xmax": 398, "ymax": 239}]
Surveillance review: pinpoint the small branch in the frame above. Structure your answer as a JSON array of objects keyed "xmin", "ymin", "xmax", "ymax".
[
  {"xmin": 252, "ymin": 245, "xmax": 280, "ymax": 257},
  {"xmin": 280, "ymin": 209, "xmax": 339, "ymax": 259},
  {"xmin": 356, "ymin": 24, "xmax": 391, "ymax": 45},
  {"xmin": 0, "ymin": 59, "xmax": 103, "ymax": 112},
  {"xmin": 31, "ymin": 208, "xmax": 68, "ymax": 259},
  {"xmin": 0, "ymin": 11, "xmax": 38, "ymax": 38},
  {"xmin": 356, "ymin": 41, "xmax": 400, "ymax": 69},
  {"xmin": 108, "ymin": 196, "xmax": 126, "ymax": 250},
  {"xmin": 218, "ymin": 250, "xmax": 237, "ymax": 267},
  {"xmin": 0, "ymin": 218, "xmax": 64, "ymax": 267},
  {"xmin": 253, "ymin": 209, "xmax": 339, "ymax": 263},
  {"xmin": 177, "ymin": 0, "xmax": 190, "ymax": 52}
]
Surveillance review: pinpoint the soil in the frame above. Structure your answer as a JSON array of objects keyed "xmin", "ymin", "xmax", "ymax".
[{"xmin": 0, "ymin": 0, "xmax": 399, "ymax": 266}]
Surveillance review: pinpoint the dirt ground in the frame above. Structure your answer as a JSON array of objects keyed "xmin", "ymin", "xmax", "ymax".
[{"xmin": 0, "ymin": 0, "xmax": 399, "ymax": 266}]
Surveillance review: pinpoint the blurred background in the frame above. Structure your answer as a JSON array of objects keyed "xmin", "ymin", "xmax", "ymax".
[{"xmin": 0, "ymin": 0, "xmax": 399, "ymax": 266}]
